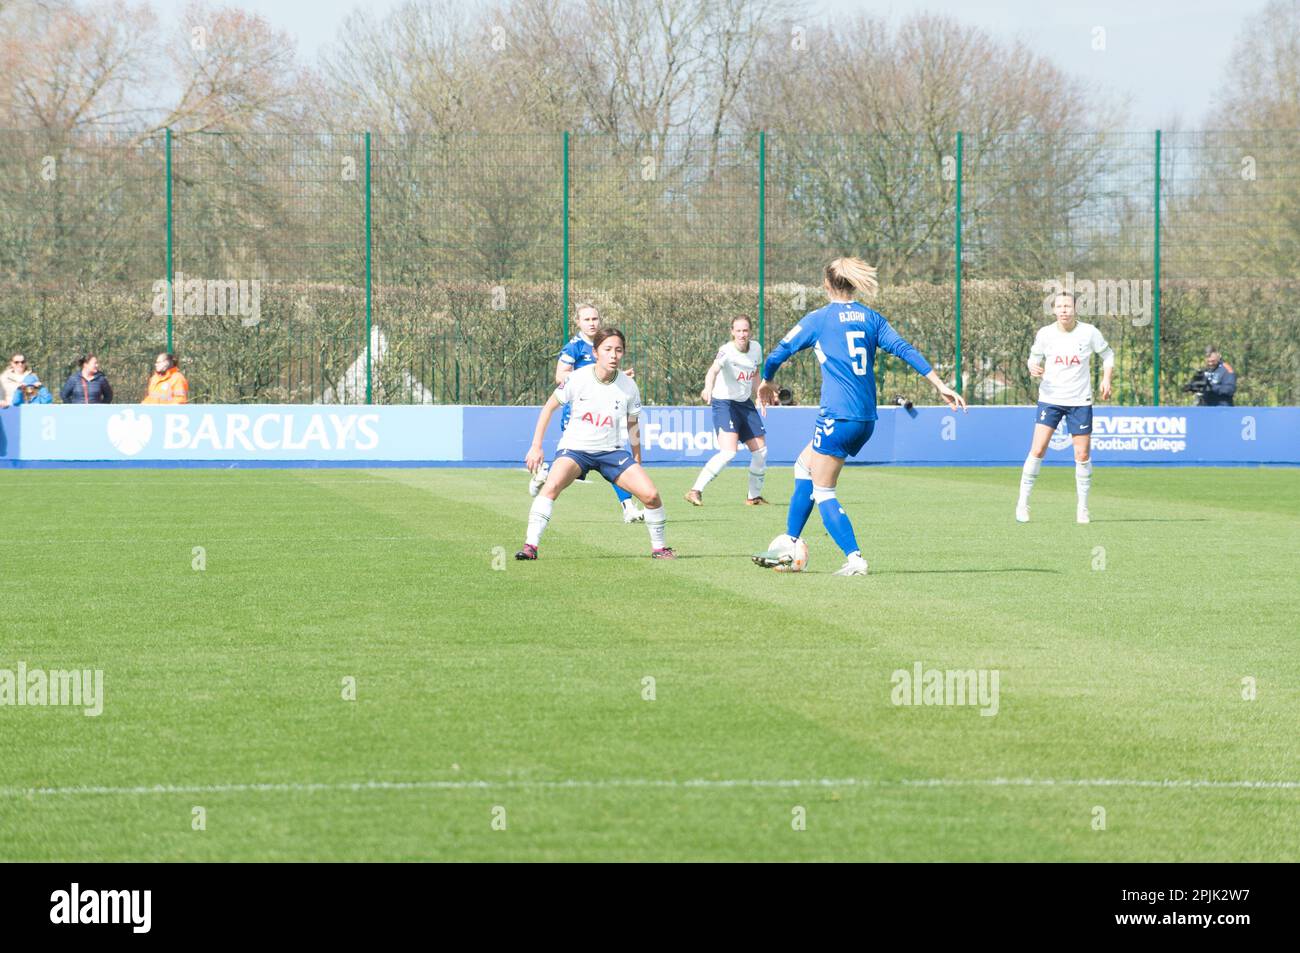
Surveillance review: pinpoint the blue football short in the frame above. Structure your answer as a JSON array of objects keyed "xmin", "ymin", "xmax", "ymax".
[
  {"xmin": 1035, "ymin": 402, "xmax": 1093, "ymax": 435},
  {"xmin": 556, "ymin": 448, "xmax": 636, "ymax": 483},
  {"xmin": 710, "ymin": 398, "xmax": 765, "ymax": 443},
  {"xmin": 811, "ymin": 414, "xmax": 876, "ymax": 459}
]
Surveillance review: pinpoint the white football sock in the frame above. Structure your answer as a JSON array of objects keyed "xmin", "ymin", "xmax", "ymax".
[
  {"xmin": 692, "ymin": 448, "xmax": 736, "ymax": 492},
  {"xmin": 526, "ymin": 496, "xmax": 553, "ymax": 546},
  {"xmin": 645, "ymin": 505, "xmax": 667, "ymax": 549},
  {"xmin": 747, "ymin": 446, "xmax": 767, "ymax": 499},
  {"xmin": 1075, "ymin": 459, "xmax": 1092, "ymax": 508},
  {"xmin": 1018, "ymin": 454, "xmax": 1043, "ymax": 506}
]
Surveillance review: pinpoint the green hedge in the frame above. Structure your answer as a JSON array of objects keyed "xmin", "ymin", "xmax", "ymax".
[{"xmin": 2, "ymin": 280, "xmax": 1295, "ymax": 405}]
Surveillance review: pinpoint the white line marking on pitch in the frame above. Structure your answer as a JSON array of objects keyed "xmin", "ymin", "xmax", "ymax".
[{"xmin": 3, "ymin": 777, "xmax": 1299, "ymax": 798}]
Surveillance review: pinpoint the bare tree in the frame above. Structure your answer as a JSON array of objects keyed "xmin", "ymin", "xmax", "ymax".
[
  {"xmin": 742, "ymin": 13, "xmax": 1124, "ymax": 282},
  {"xmin": 1165, "ymin": 0, "xmax": 1300, "ymax": 279},
  {"xmin": 0, "ymin": 0, "xmax": 303, "ymax": 136},
  {"xmin": 157, "ymin": 1, "xmax": 304, "ymax": 135},
  {"xmin": 316, "ymin": 0, "xmax": 793, "ymax": 144},
  {"xmin": 315, "ymin": 0, "xmax": 483, "ymax": 133},
  {"xmin": 0, "ymin": 0, "xmax": 156, "ymax": 131},
  {"xmin": 1208, "ymin": 0, "xmax": 1300, "ymax": 130},
  {"xmin": 699, "ymin": 0, "xmax": 802, "ymax": 177},
  {"xmin": 561, "ymin": 0, "xmax": 708, "ymax": 153}
]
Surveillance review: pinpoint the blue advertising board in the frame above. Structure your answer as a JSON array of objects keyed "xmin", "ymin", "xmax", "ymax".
[
  {"xmin": 1, "ymin": 405, "xmax": 461, "ymax": 465},
  {"xmin": 464, "ymin": 404, "xmax": 1299, "ymax": 466},
  {"xmin": 1, "ymin": 404, "xmax": 1295, "ymax": 467}
]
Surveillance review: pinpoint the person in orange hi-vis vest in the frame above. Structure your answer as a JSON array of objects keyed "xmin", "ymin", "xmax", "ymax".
[{"xmin": 143, "ymin": 352, "xmax": 190, "ymax": 404}]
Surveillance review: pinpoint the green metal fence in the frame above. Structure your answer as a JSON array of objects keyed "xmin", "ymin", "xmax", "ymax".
[{"xmin": 1, "ymin": 129, "xmax": 1296, "ymax": 406}]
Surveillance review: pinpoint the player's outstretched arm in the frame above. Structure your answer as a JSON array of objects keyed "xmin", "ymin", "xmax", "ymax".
[
  {"xmin": 526, "ymin": 394, "xmax": 562, "ymax": 471},
  {"xmin": 874, "ymin": 316, "xmax": 963, "ymax": 410},
  {"xmin": 758, "ymin": 322, "xmax": 815, "ymax": 407},
  {"xmin": 925, "ymin": 370, "xmax": 967, "ymax": 412},
  {"xmin": 876, "ymin": 319, "xmax": 933, "ymax": 377}
]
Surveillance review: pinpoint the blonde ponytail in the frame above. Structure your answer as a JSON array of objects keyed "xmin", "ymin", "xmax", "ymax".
[{"xmin": 825, "ymin": 257, "xmax": 879, "ymax": 298}]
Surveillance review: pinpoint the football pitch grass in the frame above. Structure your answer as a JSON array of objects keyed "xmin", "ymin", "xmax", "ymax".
[{"xmin": 2, "ymin": 464, "xmax": 1297, "ymax": 862}]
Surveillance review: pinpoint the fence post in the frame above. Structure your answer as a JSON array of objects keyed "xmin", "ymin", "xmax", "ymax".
[
  {"xmin": 365, "ymin": 131, "xmax": 373, "ymax": 405},
  {"xmin": 758, "ymin": 130, "xmax": 766, "ymax": 349},
  {"xmin": 954, "ymin": 130, "xmax": 963, "ymax": 395},
  {"xmin": 165, "ymin": 127, "xmax": 173, "ymax": 353},
  {"xmin": 562, "ymin": 131, "xmax": 570, "ymax": 344},
  {"xmin": 1152, "ymin": 129, "xmax": 1162, "ymax": 406}
]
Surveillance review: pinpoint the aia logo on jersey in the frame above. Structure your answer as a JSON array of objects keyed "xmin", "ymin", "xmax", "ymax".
[
  {"xmin": 1054, "ymin": 355, "xmax": 1082, "ymax": 366},
  {"xmin": 581, "ymin": 412, "xmax": 613, "ymax": 427},
  {"xmin": 736, "ymin": 369, "xmax": 757, "ymax": 382}
]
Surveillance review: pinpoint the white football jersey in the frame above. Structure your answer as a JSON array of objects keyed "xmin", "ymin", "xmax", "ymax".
[
  {"xmin": 555, "ymin": 365, "xmax": 641, "ymax": 453},
  {"xmin": 1029, "ymin": 321, "xmax": 1113, "ymax": 406},
  {"xmin": 710, "ymin": 340, "xmax": 762, "ymax": 401}
]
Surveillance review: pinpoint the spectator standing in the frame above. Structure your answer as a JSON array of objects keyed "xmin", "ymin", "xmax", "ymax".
[
  {"xmin": 61, "ymin": 355, "xmax": 113, "ymax": 404},
  {"xmin": 1, "ymin": 354, "xmax": 31, "ymax": 406},
  {"xmin": 142, "ymin": 352, "xmax": 189, "ymax": 404}
]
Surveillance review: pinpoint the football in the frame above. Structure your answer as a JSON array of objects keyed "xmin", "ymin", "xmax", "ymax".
[{"xmin": 768, "ymin": 533, "xmax": 809, "ymax": 573}]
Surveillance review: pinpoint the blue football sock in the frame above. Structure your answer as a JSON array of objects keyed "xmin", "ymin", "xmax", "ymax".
[
  {"xmin": 787, "ymin": 479, "xmax": 815, "ymax": 538},
  {"xmin": 817, "ymin": 498, "xmax": 860, "ymax": 556},
  {"xmin": 613, "ymin": 483, "xmax": 633, "ymax": 504}
]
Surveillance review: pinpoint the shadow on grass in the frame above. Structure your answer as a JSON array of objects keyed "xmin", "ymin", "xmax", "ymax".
[
  {"xmin": 564, "ymin": 518, "xmax": 740, "ymax": 524},
  {"xmin": 1086, "ymin": 518, "xmax": 1211, "ymax": 523},
  {"xmin": 547, "ymin": 553, "xmax": 750, "ymax": 561},
  {"xmin": 543, "ymin": 558, "xmax": 1060, "ymax": 572},
  {"xmin": 871, "ymin": 567, "xmax": 1062, "ymax": 576}
]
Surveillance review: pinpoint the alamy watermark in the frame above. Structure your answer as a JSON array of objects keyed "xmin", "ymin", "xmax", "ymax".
[
  {"xmin": 151, "ymin": 272, "xmax": 261, "ymax": 326},
  {"xmin": 0, "ymin": 662, "xmax": 104, "ymax": 716},
  {"xmin": 1043, "ymin": 272, "xmax": 1151, "ymax": 326},
  {"xmin": 50, "ymin": 883, "xmax": 150, "ymax": 933},
  {"xmin": 891, "ymin": 662, "xmax": 1000, "ymax": 716}
]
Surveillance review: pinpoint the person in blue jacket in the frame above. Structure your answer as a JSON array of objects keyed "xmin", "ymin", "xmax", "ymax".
[
  {"xmin": 1199, "ymin": 349, "xmax": 1237, "ymax": 407},
  {"xmin": 11, "ymin": 373, "xmax": 53, "ymax": 405},
  {"xmin": 61, "ymin": 354, "xmax": 113, "ymax": 404},
  {"xmin": 755, "ymin": 257, "xmax": 966, "ymax": 577}
]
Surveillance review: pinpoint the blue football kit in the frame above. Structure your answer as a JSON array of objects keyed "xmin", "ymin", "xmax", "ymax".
[
  {"xmin": 764, "ymin": 300, "xmax": 931, "ymax": 458},
  {"xmin": 763, "ymin": 300, "xmax": 934, "ymax": 558}
]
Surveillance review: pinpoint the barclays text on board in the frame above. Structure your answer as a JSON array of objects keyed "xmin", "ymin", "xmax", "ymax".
[
  {"xmin": 1, "ymin": 405, "xmax": 462, "ymax": 462},
  {"xmin": 156, "ymin": 411, "xmax": 381, "ymax": 453},
  {"xmin": 0, "ymin": 405, "xmax": 1295, "ymax": 466}
]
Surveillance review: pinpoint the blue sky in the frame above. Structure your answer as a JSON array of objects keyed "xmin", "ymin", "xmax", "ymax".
[{"xmin": 153, "ymin": 0, "xmax": 1264, "ymax": 128}]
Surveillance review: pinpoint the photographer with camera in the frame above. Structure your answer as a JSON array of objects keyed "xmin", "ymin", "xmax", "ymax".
[{"xmin": 1184, "ymin": 348, "xmax": 1236, "ymax": 406}]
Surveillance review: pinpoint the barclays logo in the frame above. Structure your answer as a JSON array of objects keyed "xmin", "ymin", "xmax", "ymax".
[{"xmin": 107, "ymin": 409, "xmax": 154, "ymax": 455}]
